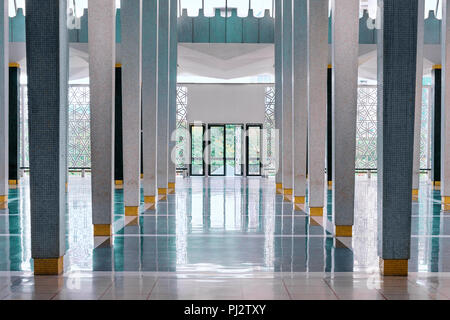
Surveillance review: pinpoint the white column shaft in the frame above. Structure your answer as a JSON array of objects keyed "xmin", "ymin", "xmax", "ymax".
[
  {"xmin": 331, "ymin": 0, "xmax": 359, "ymax": 226},
  {"xmin": 88, "ymin": 0, "xmax": 116, "ymax": 224},
  {"xmin": 122, "ymin": 0, "xmax": 143, "ymax": 207},
  {"xmin": 307, "ymin": 0, "xmax": 328, "ymax": 208},
  {"xmin": 282, "ymin": 0, "xmax": 293, "ymax": 192},
  {"xmin": 413, "ymin": 0, "xmax": 425, "ymax": 191},
  {"xmin": 293, "ymin": 0, "xmax": 308, "ymax": 199},
  {"xmin": 142, "ymin": 0, "xmax": 158, "ymax": 199}
]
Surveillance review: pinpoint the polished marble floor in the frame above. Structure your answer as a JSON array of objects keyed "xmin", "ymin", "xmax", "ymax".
[{"xmin": 0, "ymin": 173, "xmax": 449, "ymax": 300}]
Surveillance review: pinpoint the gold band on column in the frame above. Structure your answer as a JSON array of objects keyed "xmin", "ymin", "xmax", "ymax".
[
  {"xmin": 276, "ymin": 183, "xmax": 283, "ymax": 194},
  {"xmin": 93, "ymin": 224, "xmax": 112, "ymax": 236},
  {"xmin": 125, "ymin": 206, "xmax": 139, "ymax": 216},
  {"xmin": 412, "ymin": 189, "xmax": 419, "ymax": 201},
  {"xmin": 443, "ymin": 196, "xmax": 450, "ymax": 211},
  {"xmin": 115, "ymin": 180, "xmax": 123, "ymax": 185},
  {"xmin": 283, "ymin": 189, "xmax": 293, "ymax": 202},
  {"xmin": 140, "ymin": 173, "xmax": 143, "ymax": 179},
  {"xmin": 335, "ymin": 225, "xmax": 352, "ymax": 237},
  {"xmin": 8, "ymin": 180, "xmax": 17, "ymax": 185},
  {"xmin": 0, "ymin": 195, "xmax": 7, "ymax": 210},
  {"xmin": 380, "ymin": 259, "xmax": 408, "ymax": 276},
  {"xmin": 294, "ymin": 196, "xmax": 305, "ymax": 204},
  {"xmin": 433, "ymin": 181, "xmax": 441, "ymax": 186},
  {"xmin": 328, "ymin": 181, "xmax": 332, "ymax": 187},
  {"xmin": 168, "ymin": 182, "xmax": 176, "ymax": 194},
  {"xmin": 309, "ymin": 207, "xmax": 323, "ymax": 217},
  {"xmin": 144, "ymin": 196, "xmax": 156, "ymax": 204},
  {"xmin": 34, "ymin": 257, "xmax": 64, "ymax": 275},
  {"xmin": 158, "ymin": 188, "xmax": 167, "ymax": 200}
]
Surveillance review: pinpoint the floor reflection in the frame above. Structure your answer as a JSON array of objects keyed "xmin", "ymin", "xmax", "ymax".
[{"xmin": 0, "ymin": 174, "xmax": 449, "ymax": 274}]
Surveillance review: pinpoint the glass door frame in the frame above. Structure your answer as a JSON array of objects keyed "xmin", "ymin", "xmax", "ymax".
[
  {"xmin": 231, "ymin": 124, "xmax": 244, "ymax": 177},
  {"xmin": 246, "ymin": 124, "xmax": 263, "ymax": 177},
  {"xmin": 208, "ymin": 124, "xmax": 226, "ymax": 177},
  {"xmin": 189, "ymin": 123, "xmax": 206, "ymax": 176}
]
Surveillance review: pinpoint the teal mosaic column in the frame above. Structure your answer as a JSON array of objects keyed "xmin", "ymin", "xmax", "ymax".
[
  {"xmin": 25, "ymin": 0, "xmax": 68, "ymax": 275},
  {"xmin": 0, "ymin": 0, "xmax": 8, "ymax": 210},
  {"xmin": 8, "ymin": 65, "xmax": 20, "ymax": 185},
  {"xmin": 377, "ymin": 0, "xmax": 418, "ymax": 276}
]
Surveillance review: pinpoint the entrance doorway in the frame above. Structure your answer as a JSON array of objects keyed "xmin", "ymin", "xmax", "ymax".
[{"xmin": 189, "ymin": 123, "xmax": 261, "ymax": 177}]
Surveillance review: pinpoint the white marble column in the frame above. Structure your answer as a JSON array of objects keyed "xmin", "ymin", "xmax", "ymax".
[
  {"xmin": 122, "ymin": 0, "xmax": 142, "ymax": 216},
  {"xmin": 442, "ymin": 0, "xmax": 450, "ymax": 210},
  {"xmin": 168, "ymin": 0, "xmax": 178, "ymax": 194},
  {"xmin": 307, "ymin": 0, "xmax": 328, "ymax": 216},
  {"xmin": 293, "ymin": 0, "xmax": 308, "ymax": 207},
  {"xmin": 330, "ymin": 0, "xmax": 359, "ymax": 236},
  {"xmin": 412, "ymin": 0, "xmax": 425, "ymax": 200},
  {"xmin": 0, "ymin": 0, "xmax": 8, "ymax": 211},
  {"xmin": 274, "ymin": 0, "xmax": 283, "ymax": 193},
  {"xmin": 142, "ymin": 0, "xmax": 158, "ymax": 206},
  {"xmin": 282, "ymin": 0, "xmax": 293, "ymax": 201},
  {"xmin": 157, "ymin": 0, "xmax": 170, "ymax": 200},
  {"xmin": 89, "ymin": 0, "xmax": 116, "ymax": 234}
]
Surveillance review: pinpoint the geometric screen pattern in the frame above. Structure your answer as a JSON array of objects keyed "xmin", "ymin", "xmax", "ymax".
[
  {"xmin": 264, "ymin": 86, "xmax": 276, "ymax": 172},
  {"xmin": 68, "ymin": 86, "xmax": 91, "ymax": 168},
  {"xmin": 18, "ymin": 85, "xmax": 432, "ymax": 171},
  {"xmin": 176, "ymin": 86, "xmax": 188, "ymax": 169},
  {"xmin": 355, "ymin": 86, "xmax": 378, "ymax": 169},
  {"xmin": 354, "ymin": 86, "xmax": 431, "ymax": 170}
]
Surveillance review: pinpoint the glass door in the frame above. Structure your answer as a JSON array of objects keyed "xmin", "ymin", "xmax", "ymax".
[
  {"xmin": 246, "ymin": 124, "xmax": 262, "ymax": 176},
  {"xmin": 208, "ymin": 125, "xmax": 226, "ymax": 176},
  {"xmin": 190, "ymin": 124, "xmax": 205, "ymax": 176},
  {"xmin": 224, "ymin": 124, "xmax": 243, "ymax": 176}
]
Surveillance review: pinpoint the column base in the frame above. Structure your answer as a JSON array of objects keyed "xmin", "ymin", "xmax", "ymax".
[
  {"xmin": 115, "ymin": 180, "xmax": 123, "ymax": 185},
  {"xmin": 309, "ymin": 207, "xmax": 323, "ymax": 217},
  {"xmin": 144, "ymin": 196, "xmax": 156, "ymax": 204},
  {"xmin": 443, "ymin": 196, "xmax": 450, "ymax": 211},
  {"xmin": 34, "ymin": 257, "xmax": 64, "ymax": 275},
  {"xmin": 412, "ymin": 189, "xmax": 419, "ymax": 201},
  {"xmin": 380, "ymin": 259, "xmax": 408, "ymax": 276},
  {"xmin": 294, "ymin": 196, "xmax": 305, "ymax": 204},
  {"xmin": 93, "ymin": 224, "xmax": 112, "ymax": 236},
  {"xmin": 335, "ymin": 225, "xmax": 352, "ymax": 237},
  {"xmin": 8, "ymin": 180, "xmax": 18, "ymax": 185},
  {"xmin": 168, "ymin": 182, "xmax": 176, "ymax": 194},
  {"xmin": 276, "ymin": 183, "xmax": 283, "ymax": 194},
  {"xmin": 125, "ymin": 206, "xmax": 139, "ymax": 216},
  {"xmin": 283, "ymin": 189, "xmax": 293, "ymax": 202},
  {"xmin": 158, "ymin": 188, "xmax": 167, "ymax": 201},
  {"xmin": 0, "ymin": 195, "xmax": 7, "ymax": 210}
]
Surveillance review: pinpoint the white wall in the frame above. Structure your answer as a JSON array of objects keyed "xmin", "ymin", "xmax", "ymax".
[{"xmin": 184, "ymin": 83, "xmax": 267, "ymax": 125}]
